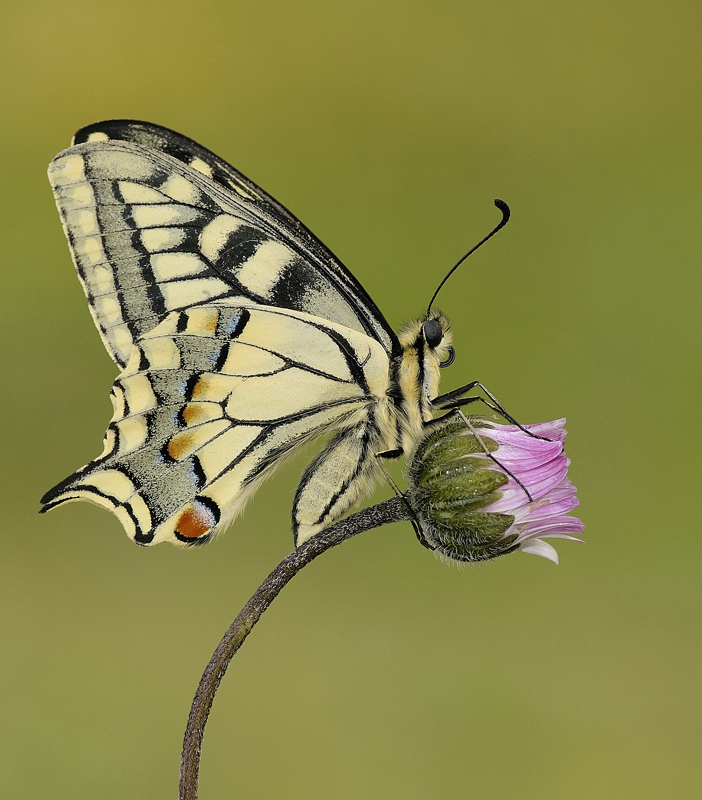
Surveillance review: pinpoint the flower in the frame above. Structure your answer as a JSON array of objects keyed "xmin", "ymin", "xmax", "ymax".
[{"xmin": 406, "ymin": 416, "xmax": 584, "ymax": 564}]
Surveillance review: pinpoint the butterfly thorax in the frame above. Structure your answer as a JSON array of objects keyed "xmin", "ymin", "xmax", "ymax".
[{"xmin": 394, "ymin": 313, "xmax": 452, "ymax": 450}]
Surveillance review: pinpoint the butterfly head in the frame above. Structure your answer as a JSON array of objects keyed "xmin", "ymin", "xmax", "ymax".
[
  {"xmin": 395, "ymin": 312, "xmax": 453, "ymax": 432},
  {"xmin": 421, "ymin": 315, "xmax": 455, "ymax": 368},
  {"xmin": 398, "ymin": 311, "xmax": 452, "ymax": 360}
]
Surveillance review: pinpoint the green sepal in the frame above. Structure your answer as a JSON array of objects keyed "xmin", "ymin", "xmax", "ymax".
[
  {"xmin": 419, "ymin": 515, "xmax": 520, "ymax": 562},
  {"xmin": 415, "ymin": 464, "xmax": 508, "ymax": 507},
  {"xmin": 420, "ymin": 508, "xmax": 514, "ymax": 545},
  {"xmin": 408, "ymin": 419, "xmax": 499, "ymax": 487}
]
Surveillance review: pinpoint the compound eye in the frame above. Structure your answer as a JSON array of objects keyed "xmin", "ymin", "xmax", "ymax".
[
  {"xmin": 440, "ymin": 347, "xmax": 455, "ymax": 368},
  {"xmin": 423, "ymin": 319, "xmax": 443, "ymax": 348}
]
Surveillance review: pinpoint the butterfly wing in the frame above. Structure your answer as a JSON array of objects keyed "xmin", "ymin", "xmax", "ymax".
[
  {"xmin": 40, "ymin": 303, "xmax": 394, "ymax": 546},
  {"xmin": 73, "ymin": 120, "xmax": 336, "ymax": 250},
  {"xmin": 49, "ymin": 123, "xmax": 400, "ymax": 369}
]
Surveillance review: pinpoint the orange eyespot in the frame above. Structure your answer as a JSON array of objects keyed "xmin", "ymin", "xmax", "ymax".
[{"xmin": 175, "ymin": 499, "xmax": 218, "ymax": 540}]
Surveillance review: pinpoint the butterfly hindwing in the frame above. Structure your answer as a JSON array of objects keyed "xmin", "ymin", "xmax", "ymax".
[
  {"xmin": 49, "ymin": 131, "xmax": 399, "ymax": 369},
  {"xmin": 292, "ymin": 420, "xmax": 381, "ymax": 545},
  {"xmin": 41, "ymin": 303, "xmax": 395, "ymax": 546}
]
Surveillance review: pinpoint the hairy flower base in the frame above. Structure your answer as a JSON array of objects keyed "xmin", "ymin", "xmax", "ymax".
[{"xmin": 406, "ymin": 416, "xmax": 584, "ymax": 564}]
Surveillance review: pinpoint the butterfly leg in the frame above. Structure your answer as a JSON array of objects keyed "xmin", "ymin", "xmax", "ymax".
[
  {"xmin": 431, "ymin": 381, "xmax": 551, "ymax": 440},
  {"xmin": 376, "ymin": 448, "xmax": 403, "ymax": 458},
  {"xmin": 422, "ymin": 396, "xmax": 500, "ymax": 434},
  {"xmin": 373, "ymin": 455, "xmax": 434, "ymax": 551}
]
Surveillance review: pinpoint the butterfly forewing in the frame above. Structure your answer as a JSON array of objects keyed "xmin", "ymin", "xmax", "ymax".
[
  {"xmin": 73, "ymin": 121, "xmax": 399, "ymax": 357},
  {"xmin": 50, "ymin": 125, "xmax": 399, "ymax": 370}
]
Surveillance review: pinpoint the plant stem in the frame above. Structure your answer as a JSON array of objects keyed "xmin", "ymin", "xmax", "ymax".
[{"xmin": 179, "ymin": 496, "xmax": 413, "ymax": 800}]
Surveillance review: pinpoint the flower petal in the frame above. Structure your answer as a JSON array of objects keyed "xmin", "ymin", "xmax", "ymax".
[
  {"xmin": 488, "ymin": 457, "xmax": 569, "ymax": 511},
  {"xmin": 519, "ymin": 493, "xmax": 580, "ymax": 522},
  {"xmin": 516, "ymin": 517, "xmax": 586, "ymax": 539},
  {"xmin": 477, "ymin": 434, "xmax": 564, "ymax": 471},
  {"xmin": 519, "ymin": 538, "xmax": 560, "ymax": 564}
]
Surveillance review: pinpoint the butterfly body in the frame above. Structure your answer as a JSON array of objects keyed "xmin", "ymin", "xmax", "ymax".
[{"xmin": 41, "ymin": 121, "xmax": 457, "ymax": 547}]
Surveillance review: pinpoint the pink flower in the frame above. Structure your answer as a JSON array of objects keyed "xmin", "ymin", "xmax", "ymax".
[{"xmin": 407, "ymin": 417, "xmax": 584, "ymax": 564}]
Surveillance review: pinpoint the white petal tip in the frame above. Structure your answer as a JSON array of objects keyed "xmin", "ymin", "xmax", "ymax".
[{"xmin": 520, "ymin": 539, "xmax": 560, "ymax": 564}]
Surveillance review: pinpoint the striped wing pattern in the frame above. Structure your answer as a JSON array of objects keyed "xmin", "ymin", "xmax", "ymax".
[
  {"xmin": 48, "ymin": 136, "xmax": 398, "ymax": 370},
  {"xmin": 73, "ymin": 119, "xmax": 387, "ymax": 314},
  {"xmin": 41, "ymin": 304, "xmax": 394, "ymax": 547}
]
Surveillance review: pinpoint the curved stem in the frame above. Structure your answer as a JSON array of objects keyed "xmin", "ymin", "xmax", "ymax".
[{"xmin": 179, "ymin": 496, "xmax": 412, "ymax": 800}]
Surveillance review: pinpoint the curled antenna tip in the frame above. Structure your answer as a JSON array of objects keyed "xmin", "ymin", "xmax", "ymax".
[{"xmin": 494, "ymin": 199, "xmax": 510, "ymax": 220}]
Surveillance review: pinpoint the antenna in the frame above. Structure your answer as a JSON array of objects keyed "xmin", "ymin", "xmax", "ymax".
[{"xmin": 426, "ymin": 199, "xmax": 510, "ymax": 315}]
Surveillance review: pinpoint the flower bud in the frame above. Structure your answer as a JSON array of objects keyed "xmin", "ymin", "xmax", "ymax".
[{"xmin": 406, "ymin": 416, "xmax": 584, "ymax": 564}]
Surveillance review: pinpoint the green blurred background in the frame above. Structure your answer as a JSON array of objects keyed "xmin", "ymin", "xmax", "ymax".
[{"xmin": 2, "ymin": 1, "xmax": 700, "ymax": 798}]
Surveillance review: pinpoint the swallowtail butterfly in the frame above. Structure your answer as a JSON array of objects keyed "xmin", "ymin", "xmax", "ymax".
[{"xmin": 41, "ymin": 120, "xmax": 509, "ymax": 548}]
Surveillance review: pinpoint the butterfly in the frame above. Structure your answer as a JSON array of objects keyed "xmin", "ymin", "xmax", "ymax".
[{"xmin": 40, "ymin": 120, "xmax": 511, "ymax": 549}]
